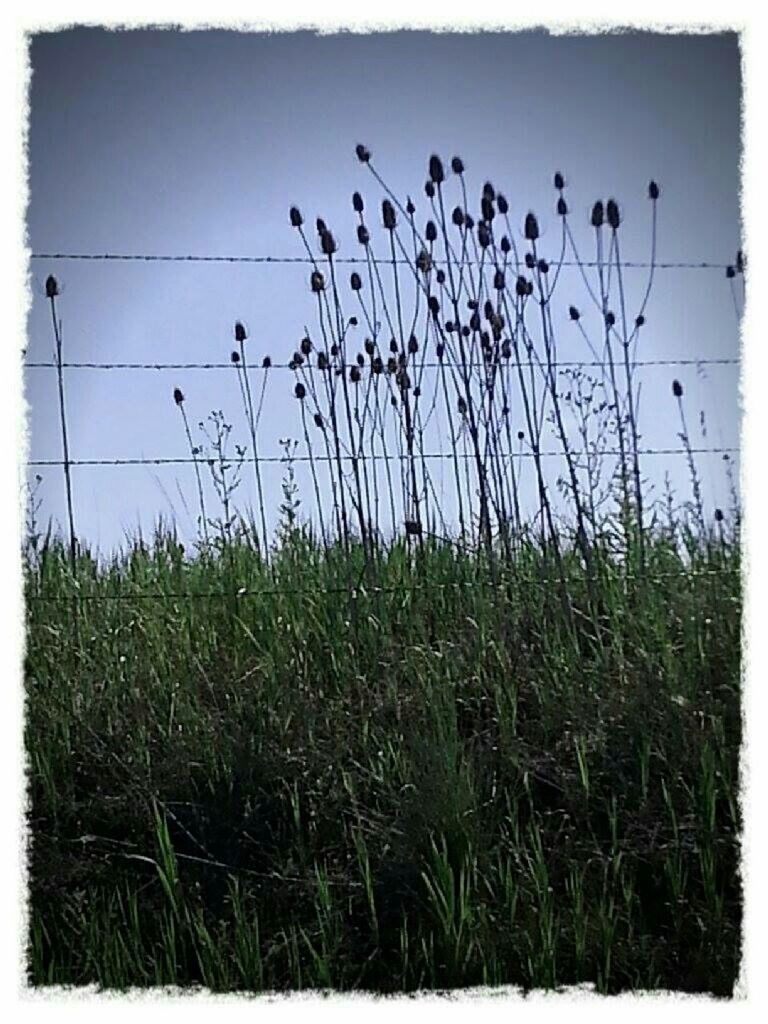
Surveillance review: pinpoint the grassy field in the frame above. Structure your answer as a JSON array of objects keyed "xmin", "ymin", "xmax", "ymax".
[{"xmin": 25, "ymin": 522, "xmax": 741, "ymax": 993}]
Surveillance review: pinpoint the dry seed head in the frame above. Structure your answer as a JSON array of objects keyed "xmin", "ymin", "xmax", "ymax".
[
  {"xmin": 517, "ymin": 430, "xmax": 524, "ymax": 440},
  {"xmin": 289, "ymin": 206, "xmax": 303, "ymax": 228},
  {"xmin": 606, "ymin": 199, "xmax": 620, "ymax": 229},
  {"xmin": 500, "ymin": 236, "xmax": 511, "ymax": 254},
  {"xmin": 426, "ymin": 220, "xmax": 438, "ymax": 243},
  {"xmin": 352, "ymin": 191, "xmax": 364, "ymax": 213},
  {"xmin": 416, "ymin": 249, "xmax": 432, "ymax": 274},
  {"xmin": 330, "ymin": 343, "xmax": 339, "ymax": 357},
  {"xmin": 356, "ymin": 352, "xmax": 365, "ymax": 367},
  {"xmin": 569, "ymin": 305, "xmax": 580, "ymax": 321},
  {"xmin": 320, "ymin": 230, "xmax": 337, "ymax": 256},
  {"xmin": 483, "ymin": 182, "xmax": 495, "ymax": 201},
  {"xmin": 425, "ymin": 180, "xmax": 435, "ymax": 199},
  {"xmin": 300, "ymin": 336, "xmax": 312, "ymax": 356},
  {"xmin": 436, "ymin": 269, "xmax": 445, "ymax": 285},
  {"xmin": 635, "ymin": 314, "xmax": 645, "ymax": 328},
  {"xmin": 408, "ymin": 335, "xmax": 419, "ymax": 354},
  {"xmin": 557, "ymin": 197, "xmax": 568, "ymax": 216},
  {"xmin": 316, "ymin": 217, "xmax": 327, "ymax": 235},
  {"xmin": 350, "ymin": 271, "xmax": 362, "ymax": 291},
  {"xmin": 648, "ymin": 180, "xmax": 660, "ymax": 200},
  {"xmin": 715, "ymin": 508, "xmax": 724, "ymax": 522},
  {"xmin": 524, "ymin": 212, "xmax": 539, "ymax": 241},
  {"xmin": 605, "ymin": 311, "xmax": 615, "ymax": 327},
  {"xmin": 45, "ymin": 274, "xmax": 59, "ymax": 298},
  {"xmin": 389, "ymin": 338, "xmax": 399, "ymax": 354},
  {"xmin": 477, "ymin": 222, "xmax": 491, "ymax": 249},
  {"xmin": 294, "ymin": 382, "xmax": 306, "ymax": 400},
  {"xmin": 591, "ymin": 201, "xmax": 604, "ymax": 228},
  {"xmin": 364, "ymin": 338, "xmax": 375, "ymax": 356},
  {"xmin": 525, "ymin": 252, "xmax": 536, "ymax": 269},
  {"xmin": 173, "ymin": 387, "xmax": 184, "ymax": 405},
  {"xmin": 350, "ymin": 366, "xmax": 361, "ymax": 383},
  {"xmin": 387, "ymin": 356, "xmax": 397, "ymax": 373},
  {"xmin": 458, "ymin": 396, "xmax": 467, "ymax": 415},
  {"xmin": 429, "ymin": 154, "xmax": 445, "ymax": 184},
  {"xmin": 515, "ymin": 276, "xmax": 529, "ymax": 297},
  {"xmin": 537, "ymin": 259, "xmax": 549, "ymax": 274},
  {"xmin": 672, "ymin": 379, "xmax": 683, "ymax": 398},
  {"xmin": 372, "ymin": 356, "xmax": 384, "ymax": 374},
  {"xmin": 554, "ymin": 171, "xmax": 565, "ymax": 190},
  {"xmin": 436, "ymin": 342, "xmax": 445, "ymax": 360},
  {"xmin": 497, "ymin": 193, "xmax": 509, "ymax": 215},
  {"xmin": 428, "ymin": 295, "xmax": 440, "ymax": 318},
  {"xmin": 482, "ymin": 196, "xmax": 495, "ymax": 222},
  {"xmin": 451, "ymin": 156, "xmax": 465, "ymax": 175},
  {"xmin": 231, "ymin": 351, "xmax": 240, "ymax": 364},
  {"xmin": 726, "ymin": 265, "xmax": 735, "ymax": 279},
  {"xmin": 310, "ymin": 270, "xmax": 325, "ymax": 293},
  {"xmin": 406, "ymin": 197, "xmax": 416, "ymax": 215},
  {"xmin": 356, "ymin": 143, "xmax": 371, "ymax": 163},
  {"xmin": 235, "ymin": 321, "xmax": 247, "ymax": 342},
  {"xmin": 314, "ymin": 412, "xmax": 324, "ymax": 429},
  {"xmin": 382, "ymin": 200, "xmax": 396, "ymax": 230},
  {"xmin": 452, "ymin": 206, "xmax": 465, "ymax": 227},
  {"xmin": 262, "ymin": 355, "xmax": 272, "ymax": 368},
  {"xmin": 317, "ymin": 351, "xmax": 329, "ymax": 370},
  {"xmin": 357, "ymin": 224, "xmax": 370, "ymax": 247},
  {"xmin": 404, "ymin": 519, "xmax": 422, "ymax": 536},
  {"xmin": 465, "ymin": 214, "xmax": 474, "ymax": 230}
]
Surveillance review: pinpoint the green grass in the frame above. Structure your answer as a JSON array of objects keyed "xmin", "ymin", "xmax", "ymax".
[{"xmin": 24, "ymin": 524, "xmax": 741, "ymax": 994}]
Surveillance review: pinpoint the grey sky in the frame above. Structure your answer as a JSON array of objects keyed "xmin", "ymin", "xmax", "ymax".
[{"xmin": 25, "ymin": 28, "xmax": 742, "ymax": 553}]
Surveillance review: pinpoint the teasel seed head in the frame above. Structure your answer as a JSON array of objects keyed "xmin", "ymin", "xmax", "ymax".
[
  {"xmin": 356, "ymin": 143, "xmax": 371, "ymax": 163},
  {"xmin": 452, "ymin": 206, "xmax": 465, "ymax": 227},
  {"xmin": 349, "ymin": 316, "xmax": 358, "ymax": 327},
  {"xmin": 484, "ymin": 299, "xmax": 494, "ymax": 319},
  {"xmin": 494, "ymin": 269, "xmax": 505, "ymax": 290},
  {"xmin": 372, "ymin": 356, "xmax": 384, "ymax": 374},
  {"xmin": 404, "ymin": 519, "xmax": 422, "ymax": 536},
  {"xmin": 501, "ymin": 339, "xmax": 512, "ymax": 359},
  {"xmin": 330, "ymin": 343, "xmax": 339, "ymax": 357},
  {"xmin": 350, "ymin": 365, "xmax": 361, "ymax": 383},
  {"xmin": 425, "ymin": 180, "xmax": 435, "ymax": 199},
  {"xmin": 364, "ymin": 338, "xmax": 375, "ymax": 356},
  {"xmin": 591, "ymin": 201, "xmax": 604, "ymax": 228},
  {"xmin": 289, "ymin": 206, "xmax": 303, "ymax": 228},
  {"xmin": 310, "ymin": 270, "xmax": 325, "ymax": 293},
  {"xmin": 397, "ymin": 369, "xmax": 411, "ymax": 390},
  {"xmin": 470, "ymin": 312, "xmax": 481, "ymax": 332},
  {"xmin": 416, "ymin": 249, "xmax": 433, "ymax": 274},
  {"xmin": 715, "ymin": 508, "xmax": 724, "ymax": 522},
  {"xmin": 451, "ymin": 156, "xmax": 465, "ymax": 175},
  {"xmin": 457, "ymin": 396, "xmax": 467, "ymax": 415},
  {"xmin": 426, "ymin": 220, "xmax": 437, "ymax": 243},
  {"xmin": 317, "ymin": 351, "xmax": 329, "ymax": 371},
  {"xmin": 387, "ymin": 356, "xmax": 398, "ymax": 374},
  {"xmin": 173, "ymin": 387, "xmax": 184, "ymax": 406},
  {"xmin": 406, "ymin": 197, "xmax": 416, "ymax": 215},
  {"xmin": 262, "ymin": 355, "xmax": 272, "ymax": 368},
  {"xmin": 525, "ymin": 252, "xmax": 536, "ymax": 269},
  {"xmin": 635, "ymin": 314, "xmax": 645, "ymax": 328},
  {"xmin": 461, "ymin": 325, "xmax": 471, "ymax": 337},
  {"xmin": 497, "ymin": 193, "xmax": 509, "ymax": 215},
  {"xmin": 390, "ymin": 395, "xmax": 397, "ymax": 407},
  {"xmin": 648, "ymin": 180, "xmax": 660, "ymax": 200},
  {"xmin": 436, "ymin": 269, "xmax": 445, "ymax": 285},
  {"xmin": 726, "ymin": 265, "xmax": 735, "ymax": 279},
  {"xmin": 231, "ymin": 350, "xmax": 240, "ymax": 364},
  {"xmin": 465, "ymin": 214, "xmax": 475, "ymax": 230},
  {"xmin": 554, "ymin": 172, "xmax": 565, "ymax": 190},
  {"xmin": 314, "ymin": 412, "xmax": 324, "ymax": 429},
  {"xmin": 45, "ymin": 274, "xmax": 59, "ymax": 298},
  {"xmin": 413, "ymin": 385, "xmax": 421, "ymax": 399},
  {"xmin": 436, "ymin": 342, "xmax": 445, "ymax": 360},
  {"xmin": 320, "ymin": 229, "xmax": 337, "ymax": 255},
  {"xmin": 295, "ymin": 382, "xmax": 306, "ymax": 400},
  {"xmin": 428, "ymin": 295, "xmax": 440, "ymax": 318},
  {"xmin": 500, "ymin": 235, "xmax": 511, "ymax": 254},
  {"xmin": 557, "ymin": 196, "xmax": 568, "ymax": 216},
  {"xmin": 517, "ymin": 430, "xmax": 524, "ymax": 441},
  {"xmin": 390, "ymin": 338, "xmax": 399, "ymax": 353},
  {"xmin": 382, "ymin": 199, "xmax": 396, "ymax": 230},
  {"xmin": 445, "ymin": 321, "xmax": 455, "ymax": 333},
  {"xmin": 672, "ymin": 379, "xmax": 683, "ymax": 398},
  {"xmin": 569, "ymin": 305, "xmax": 580, "ymax": 321},
  {"xmin": 235, "ymin": 321, "xmax": 247, "ymax": 343},
  {"xmin": 478, "ymin": 222, "xmax": 491, "ymax": 249},
  {"xmin": 606, "ymin": 199, "xmax": 620, "ymax": 230},
  {"xmin": 357, "ymin": 224, "xmax": 370, "ymax": 247},
  {"xmin": 316, "ymin": 217, "xmax": 327, "ymax": 235},
  {"xmin": 605, "ymin": 311, "xmax": 615, "ymax": 327},
  {"xmin": 350, "ymin": 271, "xmax": 362, "ymax": 291},
  {"xmin": 482, "ymin": 181, "xmax": 495, "ymax": 201},
  {"xmin": 408, "ymin": 335, "xmax": 419, "ymax": 354},
  {"xmin": 300, "ymin": 336, "xmax": 312, "ymax": 356},
  {"xmin": 482, "ymin": 196, "xmax": 495, "ymax": 222},
  {"xmin": 429, "ymin": 154, "xmax": 445, "ymax": 184},
  {"xmin": 516, "ymin": 276, "xmax": 529, "ymax": 297},
  {"xmin": 352, "ymin": 191, "xmax": 364, "ymax": 213},
  {"xmin": 356, "ymin": 353, "xmax": 365, "ymax": 367},
  {"xmin": 537, "ymin": 259, "xmax": 549, "ymax": 274},
  {"xmin": 524, "ymin": 212, "xmax": 539, "ymax": 241}
]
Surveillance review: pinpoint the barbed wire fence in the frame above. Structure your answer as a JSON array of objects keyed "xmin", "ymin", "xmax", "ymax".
[{"xmin": 24, "ymin": 250, "xmax": 742, "ymax": 603}]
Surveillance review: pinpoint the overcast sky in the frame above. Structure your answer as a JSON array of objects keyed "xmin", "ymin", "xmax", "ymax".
[{"xmin": 24, "ymin": 28, "xmax": 742, "ymax": 553}]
